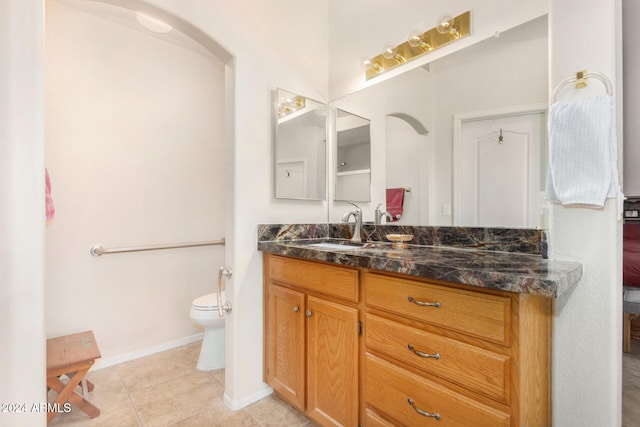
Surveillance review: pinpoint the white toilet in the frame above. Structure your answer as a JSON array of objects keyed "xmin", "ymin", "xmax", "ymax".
[{"xmin": 190, "ymin": 292, "xmax": 225, "ymax": 371}]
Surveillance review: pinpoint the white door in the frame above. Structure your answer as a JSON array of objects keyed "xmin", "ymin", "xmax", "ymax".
[
  {"xmin": 455, "ymin": 111, "xmax": 545, "ymax": 228},
  {"xmin": 276, "ymin": 160, "xmax": 306, "ymax": 199}
]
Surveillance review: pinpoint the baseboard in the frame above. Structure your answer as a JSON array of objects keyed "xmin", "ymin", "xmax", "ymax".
[
  {"xmin": 92, "ymin": 333, "xmax": 204, "ymax": 370},
  {"xmin": 223, "ymin": 386, "xmax": 273, "ymax": 410}
]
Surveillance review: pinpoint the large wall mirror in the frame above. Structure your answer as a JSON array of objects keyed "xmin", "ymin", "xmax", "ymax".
[
  {"xmin": 328, "ymin": 15, "xmax": 549, "ymax": 227},
  {"xmin": 274, "ymin": 88, "xmax": 327, "ymax": 200}
]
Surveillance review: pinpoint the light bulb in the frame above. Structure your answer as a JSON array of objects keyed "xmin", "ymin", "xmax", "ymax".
[
  {"xmin": 382, "ymin": 43, "xmax": 397, "ymax": 60},
  {"xmin": 361, "ymin": 57, "xmax": 383, "ymax": 73},
  {"xmin": 408, "ymin": 30, "xmax": 432, "ymax": 51},
  {"xmin": 382, "ymin": 43, "xmax": 405, "ymax": 63},
  {"xmin": 436, "ymin": 13, "xmax": 459, "ymax": 38}
]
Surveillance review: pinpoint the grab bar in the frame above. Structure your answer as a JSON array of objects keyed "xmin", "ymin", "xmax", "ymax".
[
  {"xmin": 90, "ymin": 238, "xmax": 225, "ymax": 257},
  {"xmin": 217, "ymin": 267, "xmax": 232, "ymax": 317}
]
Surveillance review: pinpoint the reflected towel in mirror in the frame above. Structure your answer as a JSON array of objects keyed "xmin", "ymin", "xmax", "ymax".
[{"xmin": 386, "ymin": 188, "xmax": 405, "ymax": 221}]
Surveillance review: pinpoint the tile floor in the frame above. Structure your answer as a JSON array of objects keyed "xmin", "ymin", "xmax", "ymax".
[
  {"xmin": 48, "ymin": 341, "xmax": 316, "ymax": 427},
  {"xmin": 624, "ymin": 339, "xmax": 640, "ymax": 427},
  {"xmin": 48, "ymin": 338, "xmax": 640, "ymax": 426}
]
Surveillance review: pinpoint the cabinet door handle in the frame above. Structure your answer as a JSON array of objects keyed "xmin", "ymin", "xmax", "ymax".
[
  {"xmin": 293, "ymin": 305, "xmax": 300, "ymax": 313},
  {"xmin": 407, "ymin": 398, "xmax": 441, "ymax": 420},
  {"xmin": 306, "ymin": 310, "xmax": 312, "ymax": 317},
  {"xmin": 407, "ymin": 296, "xmax": 441, "ymax": 308},
  {"xmin": 407, "ymin": 344, "xmax": 440, "ymax": 360}
]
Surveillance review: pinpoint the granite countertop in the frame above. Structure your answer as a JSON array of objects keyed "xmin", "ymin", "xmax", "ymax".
[{"xmin": 257, "ymin": 238, "xmax": 583, "ymax": 298}]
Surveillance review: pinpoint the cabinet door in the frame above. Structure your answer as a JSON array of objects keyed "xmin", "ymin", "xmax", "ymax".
[
  {"xmin": 306, "ymin": 295, "xmax": 359, "ymax": 427},
  {"xmin": 266, "ymin": 284, "xmax": 306, "ymax": 410}
]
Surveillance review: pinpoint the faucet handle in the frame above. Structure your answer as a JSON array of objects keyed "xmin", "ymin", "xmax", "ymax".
[{"xmin": 347, "ymin": 201, "xmax": 361, "ymax": 211}]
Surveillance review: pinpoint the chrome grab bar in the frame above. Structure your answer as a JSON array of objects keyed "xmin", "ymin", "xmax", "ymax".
[
  {"xmin": 90, "ymin": 238, "xmax": 225, "ymax": 257},
  {"xmin": 217, "ymin": 267, "xmax": 232, "ymax": 317}
]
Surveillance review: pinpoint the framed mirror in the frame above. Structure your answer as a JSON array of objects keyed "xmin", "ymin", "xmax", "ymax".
[
  {"xmin": 274, "ymin": 88, "xmax": 327, "ymax": 200},
  {"xmin": 327, "ymin": 15, "xmax": 548, "ymax": 227},
  {"xmin": 335, "ymin": 110, "xmax": 371, "ymax": 202}
]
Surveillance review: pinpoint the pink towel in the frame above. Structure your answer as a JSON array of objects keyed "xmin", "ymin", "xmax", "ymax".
[
  {"xmin": 46, "ymin": 168, "xmax": 55, "ymax": 225},
  {"xmin": 386, "ymin": 188, "xmax": 405, "ymax": 222}
]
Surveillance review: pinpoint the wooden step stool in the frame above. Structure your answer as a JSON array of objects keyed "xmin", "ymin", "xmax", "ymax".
[{"xmin": 46, "ymin": 330, "xmax": 101, "ymax": 424}]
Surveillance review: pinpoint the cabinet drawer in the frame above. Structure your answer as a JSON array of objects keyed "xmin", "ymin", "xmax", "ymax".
[
  {"xmin": 364, "ymin": 273, "xmax": 510, "ymax": 344},
  {"xmin": 365, "ymin": 314, "xmax": 510, "ymax": 404},
  {"xmin": 269, "ymin": 255, "xmax": 359, "ymax": 302},
  {"xmin": 365, "ymin": 408, "xmax": 395, "ymax": 427},
  {"xmin": 366, "ymin": 354, "xmax": 510, "ymax": 427}
]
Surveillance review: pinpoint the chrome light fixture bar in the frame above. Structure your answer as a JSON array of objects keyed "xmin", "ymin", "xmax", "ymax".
[{"xmin": 364, "ymin": 11, "xmax": 471, "ymax": 80}]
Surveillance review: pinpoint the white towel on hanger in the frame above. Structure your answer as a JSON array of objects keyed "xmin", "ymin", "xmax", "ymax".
[{"xmin": 545, "ymin": 95, "xmax": 618, "ymax": 207}]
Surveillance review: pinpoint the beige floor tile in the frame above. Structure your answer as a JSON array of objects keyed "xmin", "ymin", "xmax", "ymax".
[
  {"xmin": 183, "ymin": 341, "xmax": 203, "ymax": 362},
  {"xmin": 48, "ymin": 367, "xmax": 140, "ymax": 427},
  {"xmin": 210, "ymin": 368, "xmax": 225, "ymax": 386},
  {"xmin": 130, "ymin": 370, "xmax": 224, "ymax": 427},
  {"xmin": 244, "ymin": 394, "xmax": 313, "ymax": 427},
  {"xmin": 174, "ymin": 402, "xmax": 260, "ymax": 426},
  {"xmin": 116, "ymin": 347, "xmax": 198, "ymax": 394}
]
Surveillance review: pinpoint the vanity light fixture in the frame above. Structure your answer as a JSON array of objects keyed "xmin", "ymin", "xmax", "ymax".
[
  {"xmin": 277, "ymin": 95, "xmax": 305, "ymax": 119},
  {"xmin": 135, "ymin": 12, "xmax": 173, "ymax": 33},
  {"xmin": 364, "ymin": 10, "xmax": 471, "ymax": 80}
]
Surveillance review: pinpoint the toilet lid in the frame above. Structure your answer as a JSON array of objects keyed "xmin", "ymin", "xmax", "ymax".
[{"xmin": 192, "ymin": 292, "xmax": 225, "ymax": 310}]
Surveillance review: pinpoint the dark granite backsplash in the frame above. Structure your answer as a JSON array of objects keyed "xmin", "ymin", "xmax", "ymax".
[{"xmin": 258, "ymin": 223, "xmax": 545, "ymax": 257}]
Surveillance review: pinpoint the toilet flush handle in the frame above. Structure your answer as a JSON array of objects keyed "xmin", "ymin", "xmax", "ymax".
[{"xmin": 217, "ymin": 267, "xmax": 232, "ymax": 317}]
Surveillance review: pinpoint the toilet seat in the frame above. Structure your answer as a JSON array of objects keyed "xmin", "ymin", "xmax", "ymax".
[{"xmin": 191, "ymin": 292, "xmax": 224, "ymax": 311}]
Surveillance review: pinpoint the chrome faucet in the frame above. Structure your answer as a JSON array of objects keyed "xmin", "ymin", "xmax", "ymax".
[
  {"xmin": 374, "ymin": 203, "xmax": 393, "ymax": 225},
  {"xmin": 342, "ymin": 202, "xmax": 363, "ymax": 243}
]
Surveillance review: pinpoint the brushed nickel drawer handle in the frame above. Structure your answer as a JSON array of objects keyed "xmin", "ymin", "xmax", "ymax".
[
  {"xmin": 407, "ymin": 344, "xmax": 440, "ymax": 360},
  {"xmin": 407, "ymin": 296, "xmax": 441, "ymax": 308},
  {"xmin": 407, "ymin": 398, "xmax": 441, "ymax": 420},
  {"xmin": 293, "ymin": 305, "xmax": 300, "ymax": 313}
]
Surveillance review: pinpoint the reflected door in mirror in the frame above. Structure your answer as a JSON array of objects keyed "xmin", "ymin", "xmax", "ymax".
[{"xmin": 456, "ymin": 112, "xmax": 544, "ymax": 227}]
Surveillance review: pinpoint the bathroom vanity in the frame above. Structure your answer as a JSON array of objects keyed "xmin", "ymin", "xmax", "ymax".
[{"xmin": 259, "ymin": 224, "xmax": 582, "ymax": 427}]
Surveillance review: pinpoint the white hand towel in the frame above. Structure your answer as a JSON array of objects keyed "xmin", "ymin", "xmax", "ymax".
[{"xmin": 545, "ymin": 95, "xmax": 618, "ymax": 207}]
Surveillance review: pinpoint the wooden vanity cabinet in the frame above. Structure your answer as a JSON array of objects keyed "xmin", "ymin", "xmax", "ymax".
[
  {"xmin": 362, "ymin": 271, "xmax": 551, "ymax": 427},
  {"xmin": 263, "ymin": 254, "xmax": 551, "ymax": 427},
  {"xmin": 263, "ymin": 254, "xmax": 359, "ymax": 427}
]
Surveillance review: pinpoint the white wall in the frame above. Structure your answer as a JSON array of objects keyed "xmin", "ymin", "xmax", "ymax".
[
  {"xmin": 549, "ymin": 0, "xmax": 623, "ymax": 425},
  {"xmin": 0, "ymin": 1, "xmax": 47, "ymax": 426},
  {"xmin": 144, "ymin": 0, "xmax": 330, "ymax": 408},
  {"xmin": 623, "ymin": 0, "xmax": 640, "ymax": 195},
  {"xmin": 45, "ymin": 0, "xmax": 227, "ymax": 363}
]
